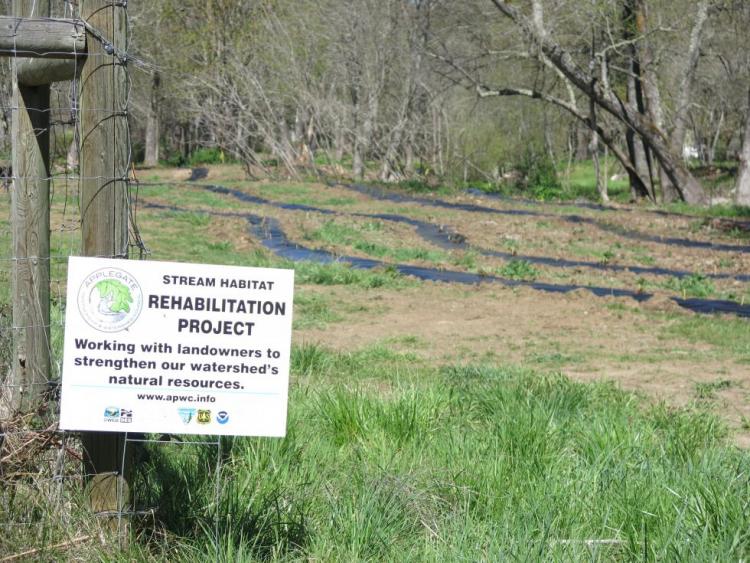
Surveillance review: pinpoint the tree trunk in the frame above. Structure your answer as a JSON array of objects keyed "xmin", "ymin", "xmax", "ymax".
[
  {"xmin": 624, "ymin": 70, "xmax": 653, "ymax": 202},
  {"xmin": 575, "ymin": 124, "xmax": 589, "ymax": 160},
  {"xmin": 634, "ymin": 0, "xmax": 676, "ymax": 202},
  {"xmin": 379, "ymin": 98, "xmax": 410, "ymax": 182},
  {"xmin": 180, "ymin": 123, "xmax": 188, "ymax": 162},
  {"xmin": 624, "ymin": 0, "xmax": 655, "ymax": 201},
  {"xmin": 489, "ymin": 0, "xmax": 706, "ymax": 204},
  {"xmin": 735, "ymin": 89, "xmax": 750, "ymax": 206},
  {"xmin": 708, "ymin": 110, "xmax": 724, "ymax": 166},
  {"xmin": 350, "ymin": 84, "xmax": 366, "ymax": 179},
  {"xmin": 143, "ymin": 70, "xmax": 160, "ymax": 168},
  {"xmin": 294, "ymin": 106, "xmax": 314, "ymax": 166},
  {"xmin": 670, "ymin": 1, "xmax": 709, "ymax": 169},
  {"xmin": 404, "ymin": 135, "xmax": 415, "ymax": 176},
  {"xmin": 589, "ymin": 90, "xmax": 607, "ymax": 202},
  {"xmin": 334, "ymin": 122, "xmax": 345, "ymax": 163},
  {"xmin": 591, "ymin": 130, "xmax": 607, "ymax": 202},
  {"xmin": 352, "ymin": 137, "xmax": 364, "ymax": 179}
]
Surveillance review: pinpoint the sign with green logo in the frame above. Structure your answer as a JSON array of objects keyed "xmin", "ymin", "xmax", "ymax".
[{"xmin": 59, "ymin": 257, "xmax": 294, "ymax": 437}]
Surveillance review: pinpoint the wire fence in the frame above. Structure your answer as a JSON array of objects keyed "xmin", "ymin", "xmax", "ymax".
[{"xmin": 0, "ymin": 2, "xmax": 219, "ymax": 557}]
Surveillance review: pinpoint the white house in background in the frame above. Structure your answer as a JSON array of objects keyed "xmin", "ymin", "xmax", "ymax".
[
  {"xmin": 683, "ymin": 144, "xmax": 700, "ymax": 160},
  {"xmin": 682, "ymin": 131, "xmax": 701, "ymax": 161}
]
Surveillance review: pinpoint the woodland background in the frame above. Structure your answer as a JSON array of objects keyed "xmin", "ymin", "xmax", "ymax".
[{"xmin": 1, "ymin": 0, "xmax": 748, "ymax": 206}]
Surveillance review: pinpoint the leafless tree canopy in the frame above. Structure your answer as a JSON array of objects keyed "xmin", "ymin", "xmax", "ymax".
[{"xmin": 122, "ymin": 0, "xmax": 749, "ymax": 204}]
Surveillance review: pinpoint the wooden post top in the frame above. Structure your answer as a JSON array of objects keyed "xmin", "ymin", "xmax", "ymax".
[{"xmin": 0, "ymin": 16, "xmax": 85, "ymax": 59}]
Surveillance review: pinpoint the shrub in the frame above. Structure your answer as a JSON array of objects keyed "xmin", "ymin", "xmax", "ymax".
[
  {"xmin": 516, "ymin": 150, "xmax": 561, "ymax": 200},
  {"xmin": 499, "ymin": 259, "xmax": 539, "ymax": 280},
  {"xmin": 189, "ymin": 147, "xmax": 226, "ymax": 166}
]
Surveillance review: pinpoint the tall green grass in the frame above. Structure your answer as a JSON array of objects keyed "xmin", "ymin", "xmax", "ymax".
[{"xmin": 123, "ymin": 346, "xmax": 750, "ymax": 560}]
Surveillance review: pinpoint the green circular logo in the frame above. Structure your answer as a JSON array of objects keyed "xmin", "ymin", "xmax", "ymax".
[{"xmin": 78, "ymin": 267, "xmax": 143, "ymax": 332}]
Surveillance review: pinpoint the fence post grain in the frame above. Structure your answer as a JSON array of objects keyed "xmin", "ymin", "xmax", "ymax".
[
  {"xmin": 7, "ymin": 0, "xmax": 51, "ymax": 417},
  {"xmin": 78, "ymin": 0, "xmax": 132, "ymax": 527}
]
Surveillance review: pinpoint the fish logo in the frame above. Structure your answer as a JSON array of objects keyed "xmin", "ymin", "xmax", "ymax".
[{"xmin": 178, "ymin": 408, "xmax": 196, "ymax": 424}]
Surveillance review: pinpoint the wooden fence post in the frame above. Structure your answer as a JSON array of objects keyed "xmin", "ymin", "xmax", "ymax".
[
  {"xmin": 78, "ymin": 0, "xmax": 132, "ymax": 516},
  {"xmin": 2, "ymin": 0, "xmax": 132, "ymax": 531},
  {"xmin": 7, "ymin": 0, "xmax": 51, "ymax": 417}
]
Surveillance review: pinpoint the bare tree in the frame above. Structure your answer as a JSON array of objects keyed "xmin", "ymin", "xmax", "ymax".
[
  {"xmin": 0, "ymin": 0, "xmax": 9, "ymax": 161},
  {"xmin": 728, "ymin": 1, "xmax": 750, "ymax": 205},
  {"xmin": 124, "ymin": 0, "xmax": 748, "ymax": 204}
]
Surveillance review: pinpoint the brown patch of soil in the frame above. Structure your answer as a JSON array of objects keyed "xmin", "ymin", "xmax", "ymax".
[
  {"xmin": 203, "ymin": 216, "xmax": 258, "ymax": 253},
  {"xmin": 295, "ymin": 281, "xmax": 750, "ymax": 447}
]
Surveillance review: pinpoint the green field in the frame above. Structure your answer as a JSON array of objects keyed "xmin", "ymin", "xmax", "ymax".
[
  {"xmin": 2, "ymin": 171, "xmax": 750, "ymax": 561},
  {"xmin": 5, "ymin": 348, "xmax": 749, "ymax": 561}
]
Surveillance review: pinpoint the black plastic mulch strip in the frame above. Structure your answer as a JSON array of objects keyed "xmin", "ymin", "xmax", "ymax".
[
  {"xmin": 141, "ymin": 200, "xmax": 750, "ymax": 318},
  {"xmin": 340, "ymin": 183, "xmax": 750, "ymax": 254},
  {"xmin": 468, "ymin": 187, "xmax": 750, "ymax": 230},
  {"xmin": 201, "ymin": 184, "xmax": 452, "ymax": 248},
  {"xmin": 246, "ymin": 214, "xmax": 750, "ymax": 318},
  {"xmin": 200, "ymin": 183, "xmax": 750, "ymax": 282},
  {"xmin": 188, "ymin": 167, "xmax": 209, "ymax": 181},
  {"xmin": 465, "ymin": 187, "xmax": 616, "ymax": 213},
  {"xmin": 464, "ymin": 187, "xmax": 698, "ymax": 217}
]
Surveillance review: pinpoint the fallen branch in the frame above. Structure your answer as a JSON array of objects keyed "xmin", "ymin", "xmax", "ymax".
[
  {"xmin": 1, "ymin": 535, "xmax": 92, "ymax": 562},
  {"xmin": 552, "ymin": 539, "xmax": 625, "ymax": 547}
]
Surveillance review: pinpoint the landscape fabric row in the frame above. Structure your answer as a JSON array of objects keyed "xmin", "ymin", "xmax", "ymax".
[{"xmin": 144, "ymin": 179, "xmax": 750, "ymax": 318}]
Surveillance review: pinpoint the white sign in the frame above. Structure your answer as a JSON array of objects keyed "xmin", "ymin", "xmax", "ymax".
[{"xmin": 59, "ymin": 257, "xmax": 294, "ymax": 437}]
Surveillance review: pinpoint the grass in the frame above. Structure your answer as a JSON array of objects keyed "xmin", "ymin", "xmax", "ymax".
[
  {"xmin": 392, "ymin": 178, "xmax": 456, "ymax": 197},
  {"xmin": 5, "ymin": 170, "xmax": 750, "ymax": 560},
  {"xmin": 695, "ymin": 379, "xmax": 733, "ymax": 400},
  {"xmin": 451, "ymin": 249, "xmax": 479, "ymax": 270},
  {"xmin": 663, "ymin": 314, "xmax": 750, "ymax": 363},
  {"xmin": 139, "ymin": 210, "xmax": 258, "ymax": 266},
  {"xmin": 498, "ymin": 259, "xmax": 539, "ymax": 280},
  {"xmin": 631, "ymin": 247, "xmax": 656, "ymax": 266},
  {"xmin": 162, "ymin": 210, "xmax": 212, "ymax": 227},
  {"xmin": 305, "ymin": 219, "xmax": 449, "ymax": 265},
  {"xmin": 140, "ymin": 183, "xmax": 240, "ymax": 210},
  {"xmin": 303, "ymin": 219, "xmax": 373, "ymax": 245},
  {"xmin": 472, "ymin": 159, "xmax": 744, "ymax": 213},
  {"xmin": 526, "ymin": 350, "xmax": 584, "ymax": 368},
  {"xmin": 640, "ymin": 272, "xmax": 749, "ymax": 305},
  {"xmin": 293, "ymin": 261, "xmax": 410, "ymax": 289},
  {"xmin": 293, "ymin": 292, "xmax": 343, "ymax": 329},
  {"xmin": 139, "ymin": 206, "xmax": 413, "ymax": 290},
  {"xmin": 471, "ymin": 159, "xmax": 631, "ymax": 203},
  {"xmin": 662, "ymin": 273, "xmax": 716, "ymax": 298},
  {"xmin": 249, "ymin": 182, "xmax": 359, "ymax": 209},
  {"xmin": 107, "ymin": 348, "xmax": 750, "ymax": 560},
  {"xmin": 560, "ymin": 159, "xmax": 631, "ymax": 203}
]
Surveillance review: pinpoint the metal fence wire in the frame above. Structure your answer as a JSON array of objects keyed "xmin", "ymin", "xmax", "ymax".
[{"xmin": 0, "ymin": 2, "xmax": 220, "ymax": 557}]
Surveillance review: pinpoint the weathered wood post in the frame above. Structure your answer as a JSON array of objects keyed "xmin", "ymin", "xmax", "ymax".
[
  {"xmin": 7, "ymin": 0, "xmax": 51, "ymax": 416},
  {"xmin": 77, "ymin": 0, "xmax": 132, "ymax": 516},
  {"xmin": 2, "ymin": 0, "xmax": 131, "ymax": 530},
  {"xmin": 1, "ymin": 3, "xmax": 83, "ymax": 419}
]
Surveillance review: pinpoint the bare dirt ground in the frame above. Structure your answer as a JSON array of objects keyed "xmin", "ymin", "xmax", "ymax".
[
  {"xmin": 140, "ymin": 168, "xmax": 750, "ymax": 446},
  {"xmin": 296, "ymin": 283, "xmax": 750, "ymax": 448}
]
